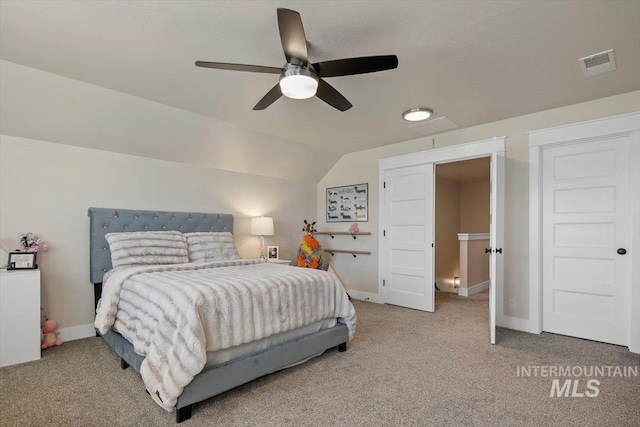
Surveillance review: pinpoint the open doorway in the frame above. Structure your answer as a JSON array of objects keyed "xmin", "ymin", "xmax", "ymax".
[
  {"xmin": 435, "ymin": 158, "xmax": 491, "ymax": 302},
  {"xmin": 378, "ymin": 136, "xmax": 505, "ymax": 344}
]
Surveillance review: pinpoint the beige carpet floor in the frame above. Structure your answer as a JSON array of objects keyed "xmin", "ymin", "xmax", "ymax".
[{"xmin": 1, "ymin": 292, "xmax": 638, "ymax": 427}]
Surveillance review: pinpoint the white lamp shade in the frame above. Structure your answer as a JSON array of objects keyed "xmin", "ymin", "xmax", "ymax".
[{"xmin": 251, "ymin": 217, "xmax": 274, "ymax": 236}]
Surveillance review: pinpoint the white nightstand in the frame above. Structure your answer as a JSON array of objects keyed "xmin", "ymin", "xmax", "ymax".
[
  {"xmin": 0, "ymin": 269, "xmax": 41, "ymax": 367},
  {"xmin": 268, "ymin": 259, "xmax": 292, "ymax": 265}
]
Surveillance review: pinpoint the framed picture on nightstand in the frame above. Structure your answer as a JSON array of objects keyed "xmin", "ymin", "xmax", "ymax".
[
  {"xmin": 7, "ymin": 252, "xmax": 37, "ymax": 270},
  {"xmin": 267, "ymin": 246, "xmax": 279, "ymax": 260}
]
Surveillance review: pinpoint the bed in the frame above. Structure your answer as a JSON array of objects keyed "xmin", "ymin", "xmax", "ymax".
[{"xmin": 88, "ymin": 208, "xmax": 355, "ymax": 423}]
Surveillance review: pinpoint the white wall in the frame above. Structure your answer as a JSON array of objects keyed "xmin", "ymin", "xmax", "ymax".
[
  {"xmin": 434, "ymin": 177, "xmax": 460, "ymax": 293},
  {"xmin": 0, "ymin": 135, "xmax": 316, "ymax": 333},
  {"xmin": 317, "ymin": 90, "xmax": 640, "ymax": 321},
  {"xmin": 460, "ymin": 180, "xmax": 490, "ymax": 233}
]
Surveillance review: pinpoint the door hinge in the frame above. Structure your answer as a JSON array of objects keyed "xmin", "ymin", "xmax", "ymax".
[
  {"xmin": 383, "ymin": 230, "xmax": 386, "ymax": 237},
  {"xmin": 432, "ymin": 243, "xmax": 434, "ymax": 248},
  {"xmin": 383, "ymin": 182, "xmax": 386, "ymax": 189},
  {"xmin": 383, "ymin": 280, "xmax": 386, "ymax": 287}
]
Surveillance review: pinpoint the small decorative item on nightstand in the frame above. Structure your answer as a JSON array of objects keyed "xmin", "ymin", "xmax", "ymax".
[
  {"xmin": 7, "ymin": 232, "xmax": 47, "ymax": 270},
  {"xmin": 267, "ymin": 246, "xmax": 279, "ymax": 260},
  {"xmin": 7, "ymin": 252, "xmax": 37, "ymax": 270}
]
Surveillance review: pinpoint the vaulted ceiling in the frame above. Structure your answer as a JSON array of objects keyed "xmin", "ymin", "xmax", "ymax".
[{"xmin": 1, "ymin": 1, "xmax": 639, "ymax": 181}]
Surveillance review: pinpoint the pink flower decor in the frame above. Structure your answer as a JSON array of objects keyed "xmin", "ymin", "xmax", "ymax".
[{"xmin": 18, "ymin": 233, "xmax": 47, "ymax": 253}]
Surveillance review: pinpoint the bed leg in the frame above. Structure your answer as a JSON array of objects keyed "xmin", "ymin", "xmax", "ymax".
[
  {"xmin": 176, "ymin": 405, "xmax": 193, "ymax": 423},
  {"xmin": 338, "ymin": 342, "xmax": 347, "ymax": 352},
  {"xmin": 120, "ymin": 358, "xmax": 129, "ymax": 370}
]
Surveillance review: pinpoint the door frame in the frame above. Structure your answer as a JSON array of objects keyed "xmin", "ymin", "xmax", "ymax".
[
  {"xmin": 528, "ymin": 112, "xmax": 640, "ymax": 353},
  {"xmin": 378, "ymin": 136, "xmax": 506, "ymax": 322}
]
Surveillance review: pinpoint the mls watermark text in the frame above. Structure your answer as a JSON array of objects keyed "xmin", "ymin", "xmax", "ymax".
[{"xmin": 516, "ymin": 365, "xmax": 638, "ymax": 398}]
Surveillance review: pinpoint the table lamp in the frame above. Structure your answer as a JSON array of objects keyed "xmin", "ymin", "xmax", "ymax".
[{"xmin": 251, "ymin": 216, "xmax": 274, "ymax": 259}]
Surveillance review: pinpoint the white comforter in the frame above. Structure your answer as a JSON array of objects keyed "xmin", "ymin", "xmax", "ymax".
[{"xmin": 94, "ymin": 259, "xmax": 356, "ymax": 411}]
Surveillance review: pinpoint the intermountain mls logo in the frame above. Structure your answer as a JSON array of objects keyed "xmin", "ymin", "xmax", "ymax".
[{"xmin": 517, "ymin": 365, "xmax": 638, "ymax": 397}]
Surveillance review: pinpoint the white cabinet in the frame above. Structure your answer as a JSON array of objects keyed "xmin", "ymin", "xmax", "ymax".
[{"xmin": 0, "ymin": 269, "xmax": 41, "ymax": 367}]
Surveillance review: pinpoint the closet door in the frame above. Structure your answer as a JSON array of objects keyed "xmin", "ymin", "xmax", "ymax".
[
  {"xmin": 542, "ymin": 138, "xmax": 630, "ymax": 345},
  {"xmin": 382, "ymin": 164, "xmax": 435, "ymax": 312}
]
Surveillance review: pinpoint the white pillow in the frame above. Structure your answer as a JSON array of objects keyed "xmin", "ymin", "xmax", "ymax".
[
  {"xmin": 185, "ymin": 232, "xmax": 240, "ymax": 263},
  {"xmin": 105, "ymin": 231, "xmax": 189, "ymax": 268}
]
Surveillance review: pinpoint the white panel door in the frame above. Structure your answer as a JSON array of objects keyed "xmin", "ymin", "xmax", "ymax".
[
  {"xmin": 542, "ymin": 138, "xmax": 630, "ymax": 345},
  {"xmin": 383, "ymin": 164, "xmax": 435, "ymax": 311},
  {"xmin": 489, "ymin": 151, "xmax": 505, "ymax": 344}
]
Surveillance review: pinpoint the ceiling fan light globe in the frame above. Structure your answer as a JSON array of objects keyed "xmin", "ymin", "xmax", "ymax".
[
  {"xmin": 279, "ymin": 74, "xmax": 318, "ymax": 99},
  {"xmin": 402, "ymin": 108, "xmax": 433, "ymax": 122}
]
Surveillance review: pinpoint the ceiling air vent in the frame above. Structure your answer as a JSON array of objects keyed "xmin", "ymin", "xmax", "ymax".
[{"xmin": 579, "ymin": 49, "xmax": 616, "ymax": 77}]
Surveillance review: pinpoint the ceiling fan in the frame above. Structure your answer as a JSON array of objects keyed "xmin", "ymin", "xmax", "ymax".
[{"xmin": 195, "ymin": 8, "xmax": 398, "ymax": 112}]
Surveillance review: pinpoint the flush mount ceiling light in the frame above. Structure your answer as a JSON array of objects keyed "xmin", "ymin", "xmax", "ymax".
[
  {"xmin": 279, "ymin": 66, "xmax": 319, "ymax": 99},
  {"xmin": 402, "ymin": 108, "xmax": 433, "ymax": 122}
]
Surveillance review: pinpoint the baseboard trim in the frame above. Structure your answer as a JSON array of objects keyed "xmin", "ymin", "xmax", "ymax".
[
  {"xmin": 497, "ymin": 315, "xmax": 536, "ymax": 333},
  {"xmin": 347, "ymin": 289, "xmax": 384, "ymax": 304},
  {"xmin": 458, "ymin": 280, "xmax": 489, "ymax": 297},
  {"xmin": 58, "ymin": 323, "xmax": 95, "ymax": 342}
]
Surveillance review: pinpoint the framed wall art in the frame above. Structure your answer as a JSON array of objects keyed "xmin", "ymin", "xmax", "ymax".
[{"xmin": 326, "ymin": 183, "xmax": 368, "ymax": 222}]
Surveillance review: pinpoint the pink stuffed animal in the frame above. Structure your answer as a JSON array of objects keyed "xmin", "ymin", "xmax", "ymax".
[{"xmin": 41, "ymin": 319, "xmax": 63, "ymax": 349}]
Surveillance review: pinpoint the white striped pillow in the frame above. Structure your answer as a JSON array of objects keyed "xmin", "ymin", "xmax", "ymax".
[
  {"xmin": 185, "ymin": 232, "xmax": 240, "ymax": 263},
  {"xmin": 105, "ymin": 231, "xmax": 189, "ymax": 268}
]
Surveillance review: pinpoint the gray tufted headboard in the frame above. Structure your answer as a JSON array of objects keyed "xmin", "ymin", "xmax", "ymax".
[{"xmin": 88, "ymin": 207, "xmax": 234, "ymax": 284}]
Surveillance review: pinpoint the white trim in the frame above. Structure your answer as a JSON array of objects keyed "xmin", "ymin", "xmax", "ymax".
[
  {"xmin": 497, "ymin": 315, "xmax": 535, "ymax": 333},
  {"xmin": 378, "ymin": 137, "xmax": 506, "ymax": 171},
  {"xmin": 347, "ymin": 289, "xmax": 385, "ymax": 304},
  {"xmin": 458, "ymin": 280, "xmax": 489, "ymax": 297},
  {"xmin": 629, "ymin": 128, "xmax": 640, "ymax": 354},
  {"xmin": 528, "ymin": 112, "xmax": 640, "ymax": 350},
  {"xmin": 457, "ymin": 233, "xmax": 490, "ymax": 241},
  {"xmin": 378, "ymin": 136, "xmax": 506, "ymax": 334},
  {"xmin": 529, "ymin": 144, "xmax": 543, "ymax": 333},
  {"xmin": 528, "ymin": 112, "xmax": 640, "ymax": 146},
  {"xmin": 378, "ymin": 169, "xmax": 386, "ymax": 303},
  {"xmin": 58, "ymin": 323, "xmax": 95, "ymax": 342}
]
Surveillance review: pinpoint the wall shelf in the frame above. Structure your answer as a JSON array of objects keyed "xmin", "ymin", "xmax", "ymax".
[
  {"xmin": 316, "ymin": 231, "xmax": 372, "ymax": 240},
  {"xmin": 324, "ymin": 249, "xmax": 371, "ymax": 258}
]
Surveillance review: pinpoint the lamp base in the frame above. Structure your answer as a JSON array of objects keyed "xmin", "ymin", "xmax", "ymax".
[{"xmin": 259, "ymin": 235, "xmax": 266, "ymax": 259}]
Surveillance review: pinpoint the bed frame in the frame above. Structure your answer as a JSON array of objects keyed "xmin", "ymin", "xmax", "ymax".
[{"xmin": 88, "ymin": 208, "xmax": 348, "ymax": 423}]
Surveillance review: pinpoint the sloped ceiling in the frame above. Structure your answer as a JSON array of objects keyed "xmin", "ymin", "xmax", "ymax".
[{"xmin": 1, "ymin": 1, "xmax": 639, "ymax": 181}]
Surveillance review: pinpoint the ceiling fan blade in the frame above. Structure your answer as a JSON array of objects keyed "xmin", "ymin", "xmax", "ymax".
[
  {"xmin": 277, "ymin": 8, "xmax": 308, "ymax": 64},
  {"xmin": 195, "ymin": 61, "xmax": 283, "ymax": 74},
  {"xmin": 253, "ymin": 84, "xmax": 283, "ymax": 110},
  {"xmin": 316, "ymin": 79, "xmax": 352, "ymax": 112},
  {"xmin": 313, "ymin": 55, "xmax": 398, "ymax": 77}
]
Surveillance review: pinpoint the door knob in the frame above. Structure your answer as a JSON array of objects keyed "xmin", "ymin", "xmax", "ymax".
[
  {"xmin": 485, "ymin": 248, "xmax": 491, "ymax": 254},
  {"xmin": 617, "ymin": 248, "xmax": 627, "ymax": 255}
]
